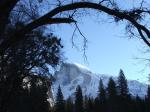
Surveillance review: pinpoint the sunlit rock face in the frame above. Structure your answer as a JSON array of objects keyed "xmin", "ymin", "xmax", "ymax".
[
  {"xmin": 52, "ymin": 63, "xmax": 148, "ymax": 99},
  {"xmin": 23, "ymin": 75, "xmax": 54, "ymax": 107},
  {"xmin": 47, "ymin": 86, "xmax": 54, "ymax": 107}
]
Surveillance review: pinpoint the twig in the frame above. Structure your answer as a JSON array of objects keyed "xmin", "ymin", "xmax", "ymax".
[{"xmin": 74, "ymin": 22, "xmax": 88, "ymax": 61}]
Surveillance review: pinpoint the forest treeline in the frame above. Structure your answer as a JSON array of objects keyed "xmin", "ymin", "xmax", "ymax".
[
  {"xmin": 54, "ymin": 69, "xmax": 150, "ymax": 112},
  {"xmin": 1, "ymin": 1, "xmax": 150, "ymax": 112}
]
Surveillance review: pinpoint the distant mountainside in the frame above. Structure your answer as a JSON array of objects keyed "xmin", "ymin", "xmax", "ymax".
[{"xmin": 52, "ymin": 63, "xmax": 148, "ymax": 99}]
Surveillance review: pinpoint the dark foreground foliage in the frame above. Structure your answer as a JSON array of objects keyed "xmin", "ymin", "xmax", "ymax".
[
  {"xmin": 54, "ymin": 70, "xmax": 150, "ymax": 112},
  {"xmin": 0, "ymin": 22, "xmax": 63, "ymax": 112}
]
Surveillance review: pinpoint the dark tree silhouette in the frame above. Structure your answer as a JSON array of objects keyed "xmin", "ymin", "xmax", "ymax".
[
  {"xmin": 7, "ymin": 75, "xmax": 51, "ymax": 112},
  {"xmin": 145, "ymin": 86, "xmax": 150, "ymax": 112},
  {"xmin": 0, "ymin": 22, "xmax": 62, "ymax": 112},
  {"xmin": 55, "ymin": 86, "xmax": 65, "ymax": 112},
  {"xmin": 65, "ymin": 97, "xmax": 74, "ymax": 112},
  {"xmin": 75, "ymin": 85, "xmax": 84, "ymax": 112},
  {"xmin": 118, "ymin": 69, "xmax": 129, "ymax": 97},
  {"xmin": 97, "ymin": 78, "xmax": 107, "ymax": 112},
  {"xmin": 49, "ymin": 77, "xmax": 148, "ymax": 112},
  {"xmin": 117, "ymin": 69, "xmax": 129, "ymax": 112},
  {"xmin": 135, "ymin": 95, "xmax": 145, "ymax": 112},
  {"xmin": 107, "ymin": 77, "xmax": 119, "ymax": 112},
  {"xmin": 84, "ymin": 97, "xmax": 94, "ymax": 112},
  {"xmin": 98, "ymin": 78, "xmax": 106, "ymax": 102},
  {"xmin": 94, "ymin": 97, "xmax": 100, "ymax": 112},
  {"xmin": 107, "ymin": 77, "xmax": 117, "ymax": 99}
]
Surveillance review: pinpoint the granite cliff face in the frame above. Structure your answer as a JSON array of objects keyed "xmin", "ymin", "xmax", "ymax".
[{"xmin": 52, "ymin": 63, "xmax": 148, "ymax": 99}]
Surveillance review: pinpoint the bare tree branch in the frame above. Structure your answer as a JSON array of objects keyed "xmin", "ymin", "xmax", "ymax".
[
  {"xmin": 75, "ymin": 22, "xmax": 88, "ymax": 60},
  {"xmin": 71, "ymin": 27, "xmax": 78, "ymax": 49},
  {"xmin": 1, "ymin": 1, "xmax": 150, "ymax": 54},
  {"xmin": 0, "ymin": 17, "xmax": 76, "ymax": 54},
  {"xmin": 137, "ymin": 28, "xmax": 150, "ymax": 47}
]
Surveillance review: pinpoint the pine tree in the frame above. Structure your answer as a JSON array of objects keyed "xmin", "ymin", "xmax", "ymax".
[
  {"xmin": 65, "ymin": 97, "xmax": 73, "ymax": 112},
  {"xmin": 118, "ymin": 69, "xmax": 129, "ymax": 97},
  {"xmin": 94, "ymin": 97, "xmax": 99, "ymax": 112},
  {"xmin": 107, "ymin": 77, "xmax": 117, "ymax": 99},
  {"xmin": 135, "ymin": 95, "xmax": 145, "ymax": 112},
  {"xmin": 117, "ymin": 69, "xmax": 129, "ymax": 112},
  {"xmin": 88, "ymin": 98, "xmax": 94, "ymax": 112},
  {"xmin": 84, "ymin": 96, "xmax": 94, "ymax": 112},
  {"xmin": 145, "ymin": 86, "xmax": 150, "ymax": 112},
  {"xmin": 98, "ymin": 79, "xmax": 106, "ymax": 102},
  {"xmin": 98, "ymin": 78, "xmax": 107, "ymax": 112},
  {"xmin": 83, "ymin": 95, "xmax": 88, "ymax": 112},
  {"xmin": 55, "ymin": 86, "xmax": 65, "ymax": 112},
  {"xmin": 75, "ymin": 85, "xmax": 83, "ymax": 112},
  {"xmin": 107, "ymin": 77, "xmax": 118, "ymax": 112},
  {"xmin": 147, "ymin": 86, "xmax": 150, "ymax": 100}
]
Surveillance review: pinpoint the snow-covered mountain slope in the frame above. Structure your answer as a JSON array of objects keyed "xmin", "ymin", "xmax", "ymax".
[{"xmin": 52, "ymin": 63, "xmax": 148, "ymax": 99}]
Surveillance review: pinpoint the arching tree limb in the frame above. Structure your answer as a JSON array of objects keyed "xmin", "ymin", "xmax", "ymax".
[
  {"xmin": 0, "ymin": 17, "xmax": 76, "ymax": 54},
  {"xmin": 0, "ymin": 2, "xmax": 150, "ymax": 54},
  {"xmin": 137, "ymin": 28, "xmax": 150, "ymax": 47}
]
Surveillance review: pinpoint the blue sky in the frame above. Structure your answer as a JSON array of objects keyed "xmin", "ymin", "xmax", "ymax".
[
  {"xmin": 53, "ymin": 15, "xmax": 150, "ymax": 84},
  {"xmin": 50, "ymin": 0, "xmax": 150, "ymax": 83}
]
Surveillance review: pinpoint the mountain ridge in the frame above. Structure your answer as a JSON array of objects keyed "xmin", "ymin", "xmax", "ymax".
[{"xmin": 52, "ymin": 62, "xmax": 148, "ymax": 99}]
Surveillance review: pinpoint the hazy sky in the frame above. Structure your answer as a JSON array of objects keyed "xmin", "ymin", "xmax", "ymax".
[{"xmin": 51, "ymin": 1, "xmax": 150, "ymax": 83}]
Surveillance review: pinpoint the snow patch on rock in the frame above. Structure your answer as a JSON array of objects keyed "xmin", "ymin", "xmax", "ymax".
[{"xmin": 52, "ymin": 63, "xmax": 148, "ymax": 99}]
